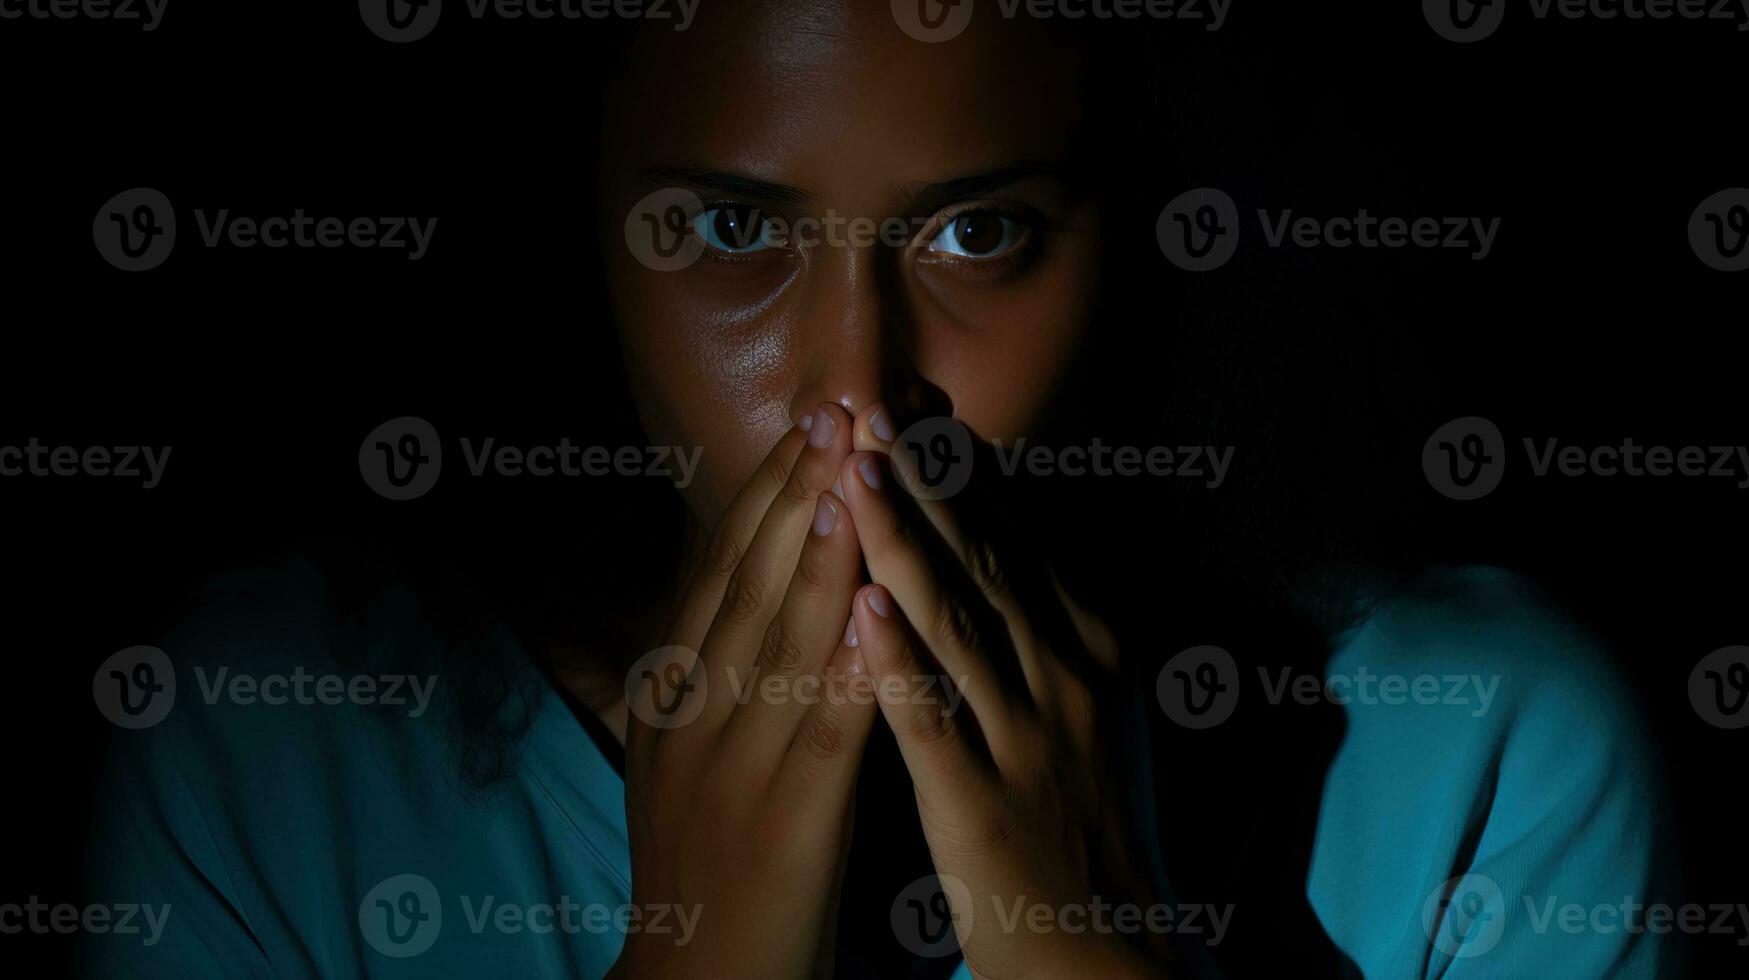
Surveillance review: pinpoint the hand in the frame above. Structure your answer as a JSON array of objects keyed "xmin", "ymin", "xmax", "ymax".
[
  {"xmin": 611, "ymin": 404, "xmax": 880, "ymax": 980},
  {"xmin": 835, "ymin": 404, "xmax": 1178, "ymax": 979}
]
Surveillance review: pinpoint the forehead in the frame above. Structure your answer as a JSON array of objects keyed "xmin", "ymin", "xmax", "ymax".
[{"xmin": 604, "ymin": 0, "xmax": 1087, "ymax": 189}]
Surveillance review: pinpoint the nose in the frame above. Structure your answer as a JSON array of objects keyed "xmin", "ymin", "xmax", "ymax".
[{"xmin": 786, "ymin": 242, "xmax": 900, "ymax": 421}]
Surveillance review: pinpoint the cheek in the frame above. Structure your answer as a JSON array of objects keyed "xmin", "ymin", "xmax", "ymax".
[
  {"xmin": 924, "ymin": 315, "xmax": 1085, "ymax": 443},
  {"xmin": 913, "ymin": 237, "xmax": 1099, "ymax": 441},
  {"xmin": 611, "ymin": 261, "xmax": 799, "ymax": 526}
]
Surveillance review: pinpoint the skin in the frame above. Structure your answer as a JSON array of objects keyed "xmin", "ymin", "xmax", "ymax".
[
  {"xmin": 599, "ymin": 0, "xmax": 1102, "ymax": 527},
  {"xmin": 597, "ymin": 1, "xmax": 1174, "ymax": 976}
]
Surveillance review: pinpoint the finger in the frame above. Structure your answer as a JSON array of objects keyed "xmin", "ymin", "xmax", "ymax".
[
  {"xmin": 1051, "ymin": 568, "xmax": 1119, "ymax": 672},
  {"xmin": 852, "ymin": 406, "xmax": 1074, "ymax": 702},
  {"xmin": 722, "ymin": 490, "xmax": 864, "ymax": 759},
  {"xmin": 627, "ymin": 424, "xmax": 808, "ymax": 771},
  {"xmin": 772, "ymin": 623, "xmax": 881, "ymax": 832},
  {"xmin": 850, "ymin": 401, "xmax": 900, "ymax": 454},
  {"xmin": 666, "ymin": 423, "xmax": 810, "ymax": 654},
  {"xmin": 837, "ymin": 452, "xmax": 1020, "ymax": 741},
  {"xmin": 852, "ymin": 406, "xmax": 1032, "ymax": 634},
  {"xmin": 851, "ymin": 584, "xmax": 996, "ymax": 808},
  {"xmin": 690, "ymin": 402, "xmax": 855, "ymax": 736}
]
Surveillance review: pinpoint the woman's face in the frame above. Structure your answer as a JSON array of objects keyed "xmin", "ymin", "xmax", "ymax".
[{"xmin": 600, "ymin": 0, "xmax": 1102, "ymax": 526}]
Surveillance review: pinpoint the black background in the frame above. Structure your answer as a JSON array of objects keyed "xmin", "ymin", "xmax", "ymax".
[{"xmin": 2, "ymin": 1, "xmax": 1743, "ymax": 976}]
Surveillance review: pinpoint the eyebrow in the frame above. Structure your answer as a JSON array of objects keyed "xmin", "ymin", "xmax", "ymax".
[
  {"xmin": 639, "ymin": 161, "xmax": 1064, "ymax": 213},
  {"xmin": 895, "ymin": 162, "xmax": 1062, "ymax": 215},
  {"xmin": 640, "ymin": 166, "xmax": 811, "ymax": 207}
]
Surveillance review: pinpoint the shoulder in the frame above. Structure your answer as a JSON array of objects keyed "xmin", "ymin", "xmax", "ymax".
[
  {"xmin": 81, "ymin": 553, "xmax": 633, "ymax": 978},
  {"xmin": 88, "ymin": 550, "xmax": 520, "ymax": 852},
  {"xmin": 1309, "ymin": 565, "xmax": 1675, "ymax": 976},
  {"xmin": 1324, "ymin": 563, "xmax": 1659, "ymax": 826},
  {"xmin": 111, "ymin": 551, "xmax": 451, "ymax": 760},
  {"xmin": 1333, "ymin": 563, "xmax": 1642, "ymax": 736}
]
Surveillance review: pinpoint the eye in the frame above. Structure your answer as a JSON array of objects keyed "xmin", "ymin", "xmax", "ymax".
[
  {"xmin": 692, "ymin": 204, "xmax": 782, "ymax": 255},
  {"xmin": 924, "ymin": 211, "xmax": 1026, "ymax": 259}
]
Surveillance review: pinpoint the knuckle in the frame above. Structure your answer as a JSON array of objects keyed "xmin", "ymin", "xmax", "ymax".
[
  {"xmin": 869, "ymin": 631, "xmax": 918, "ymax": 680},
  {"xmin": 932, "ymin": 594, "xmax": 981, "ymax": 653},
  {"xmin": 980, "ymin": 785, "xmax": 1024, "ymax": 848},
  {"xmin": 797, "ymin": 705, "xmax": 847, "ymax": 763},
  {"xmin": 904, "ymin": 695, "xmax": 959, "ymax": 750},
  {"xmin": 779, "ymin": 470, "xmax": 817, "ymax": 508},
  {"xmin": 761, "ymin": 447, "xmax": 795, "ymax": 496},
  {"xmin": 880, "ymin": 509, "xmax": 919, "ymax": 555},
  {"xmin": 702, "ymin": 523, "xmax": 748, "ymax": 579},
  {"xmin": 794, "ymin": 543, "xmax": 835, "ymax": 594},
  {"xmin": 719, "ymin": 567, "xmax": 767, "ymax": 624},
  {"xmin": 780, "ymin": 456, "xmax": 833, "ymax": 509},
  {"xmin": 962, "ymin": 536, "xmax": 1009, "ymax": 600},
  {"xmin": 758, "ymin": 618, "xmax": 810, "ymax": 675}
]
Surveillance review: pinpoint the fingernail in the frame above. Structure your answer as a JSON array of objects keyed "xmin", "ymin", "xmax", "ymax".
[
  {"xmin": 866, "ymin": 587, "xmax": 891, "ymax": 618},
  {"xmin": 798, "ymin": 413, "xmax": 813, "ymax": 432},
  {"xmin": 858, "ymin": 455, "xmax": 883, "ymax": 490},
  {"xmin": 870, "ymin": 406, "xmax": 896, "ymax": 442},
  {"xmin": 843, "ymin": 615, "xmax": 859, "ymax": 648},
  {"xmin": 808, "ymin": 407, "xmax": 836, "ymax": 448},
  {"xmin": 812, "ymin": 496, "xmax": 837, "ymax": 536}
]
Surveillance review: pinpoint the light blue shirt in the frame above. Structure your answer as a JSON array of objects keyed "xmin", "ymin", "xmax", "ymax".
[{"xmin": 80, "ymin": 560, "xmax": 1674, "ymax": 977}]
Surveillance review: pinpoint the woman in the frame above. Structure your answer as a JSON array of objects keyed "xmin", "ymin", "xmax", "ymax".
[{"xmin": 81, "ymin": 2, "xmax": 1673, "ymax": 977}]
